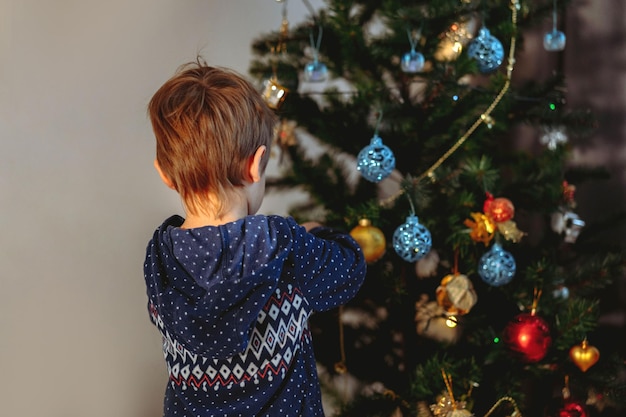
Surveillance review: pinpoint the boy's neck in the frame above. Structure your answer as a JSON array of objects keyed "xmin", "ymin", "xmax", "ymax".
[
  {"xmin": 181, "ymin": 192, "xmax": 249, "ymax": 229},
  {"xmin": 181, "ymin": 208, "xmax": 247, "ymax": 229}
]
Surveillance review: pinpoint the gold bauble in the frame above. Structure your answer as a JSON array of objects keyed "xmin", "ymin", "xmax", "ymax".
[
  {"xmin": 350, "ymin": 218, "xmax": 386, "ymax": 263},
  {"xmin": 435, "ymin": 274, "xmax": 477, "ymax": 315},
  {"xmin": 569, "ymin": 339, "xmax": 600, "ymax": 372}
]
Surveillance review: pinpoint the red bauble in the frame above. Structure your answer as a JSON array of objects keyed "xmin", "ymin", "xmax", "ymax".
[
  {"xmin": 502, "ymin": 313, "xmax": 552, "ymax": 362},
  {"xmin": 559, "ymin": 400, "xmax": 589, "ymax": 417},
  {"xmin": 483, "ymin": 193, "xmax": 515, "ymax": 223}
]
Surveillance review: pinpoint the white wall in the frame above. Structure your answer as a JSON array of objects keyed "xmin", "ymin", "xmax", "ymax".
[{"xmin": 0, "ymin": 1, "xmax": 321, "ymax": 416}]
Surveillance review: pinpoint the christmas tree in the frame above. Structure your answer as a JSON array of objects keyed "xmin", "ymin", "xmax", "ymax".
[{"xmin": 249, "ymin": 0, "xmax": 626, "ymax": 416}]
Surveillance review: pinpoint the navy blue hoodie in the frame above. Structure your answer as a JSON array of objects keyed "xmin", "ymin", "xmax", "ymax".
[{"xmin": 144, "ymin": 214, "xmax": 366, "ymax": 416}]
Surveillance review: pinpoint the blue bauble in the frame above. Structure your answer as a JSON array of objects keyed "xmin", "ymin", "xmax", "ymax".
[
  {"xmin": 478, "ymin": 243, "xmax": 516, "ymax": 286},
  {"xmin": 392, "ymin": 215, "xmax": 432, "ymax": 262},
  {"xmin": 401, "ymin": 50, "xmax": 425, "ymax": 73},
  {"xmin": 356, "ymin": 135, "xmax": 395, "ymax": 182},
  {"xmin": 467, "ymin": 27, "xmax": 504, "ymax": 73},
  {"xmin": 303, "ymin": 60, "xmax": 328, "ymax": 82},
  {"xmin": 543, "ymin": 29, "xmax": 566, "ymax": 52}
]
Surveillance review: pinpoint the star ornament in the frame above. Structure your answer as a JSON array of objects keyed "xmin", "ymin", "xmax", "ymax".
[{"xmin": 464, "ymin": 212, "xmax": 496, "ymax": 246}]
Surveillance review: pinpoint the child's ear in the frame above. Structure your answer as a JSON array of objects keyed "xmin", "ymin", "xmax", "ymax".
[
  {"xmin": 247, "ymin": 146, "xmax": 267, "ymax": 183},
  {"xmin": 154, "ymin": 159, "xmax": 176, "ymax": 190}
]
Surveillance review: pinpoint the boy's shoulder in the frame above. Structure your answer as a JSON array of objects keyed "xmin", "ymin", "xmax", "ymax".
[
  {"xmin": 154, "ymin": 214, "xmax": 298, "ymax": 231},
  {"xmin": 247, "ymin": 214, "xmax": 299, "ymax": 230},
  {"xmin": 244, "ymin": 214, "xmax": 303, "ymax": 241}
]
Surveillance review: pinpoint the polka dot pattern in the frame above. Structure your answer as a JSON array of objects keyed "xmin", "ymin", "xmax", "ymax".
[{"xmin": 144, "ymin": 215, "xmax": 366, "ymax": 416}]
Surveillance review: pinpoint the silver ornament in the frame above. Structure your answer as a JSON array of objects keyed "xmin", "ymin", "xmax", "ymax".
[{"xmin": 551, "ymin": 209, "xmax": 585, "ymax": 243}]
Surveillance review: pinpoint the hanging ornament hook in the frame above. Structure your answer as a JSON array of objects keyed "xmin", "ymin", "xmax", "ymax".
[
  {"xmin": 373, "ymin": 109, "xmax": 383, "ymax": 135},
  {"xmin": 406, "ymin": 26, "xmax": 421, "ymax": 52},
  {"xmin": 309, "ymin": 26, "xmax": 323, "ymax": 61},
  {"xmin": 531, "ymin": 287, "xmax": 543, "ymax": 315},
  {"xmin": 405, "ymin": 191, "xmax": 416, "ymax": 216},
  {"xmin": 441, "ymin": 369, "xmax": 457, "ymax": 410}
]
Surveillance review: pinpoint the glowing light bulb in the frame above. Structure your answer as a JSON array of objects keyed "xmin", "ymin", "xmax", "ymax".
[{"xmin": 445, "ymin": 316, "xmax": 458, "ymax": 328}]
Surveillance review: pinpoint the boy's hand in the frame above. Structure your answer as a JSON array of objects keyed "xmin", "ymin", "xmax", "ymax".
[{"xmin": 301, "ymin": 221, "xmax": 323, "ymax": 231}]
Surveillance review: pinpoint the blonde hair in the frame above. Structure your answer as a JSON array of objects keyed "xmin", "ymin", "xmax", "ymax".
[{"xmin": 148, "ymin": 60, "xmax": 277, "ymax": 217}]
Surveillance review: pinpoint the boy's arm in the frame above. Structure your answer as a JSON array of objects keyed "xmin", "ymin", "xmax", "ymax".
[{"xmin": 292, "ymin": 222, "xmax": 367, "ymax": 312}]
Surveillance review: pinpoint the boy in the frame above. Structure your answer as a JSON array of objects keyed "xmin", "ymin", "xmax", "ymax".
[{"xmin": 144, "ymin": 60, "xmax": 366, "ymax": 417}]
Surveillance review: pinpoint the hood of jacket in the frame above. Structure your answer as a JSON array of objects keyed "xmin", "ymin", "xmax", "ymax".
[{"xmin": 144, "ymin": 214, "xmax": 295, "ymax": 359}]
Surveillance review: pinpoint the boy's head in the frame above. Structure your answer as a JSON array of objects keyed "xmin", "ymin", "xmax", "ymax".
[{"xmin": 148, "ymin": 60, "xmax": 277, "ymax": 217}]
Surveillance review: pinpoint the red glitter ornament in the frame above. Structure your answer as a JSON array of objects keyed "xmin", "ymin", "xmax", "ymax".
[
  {"xmin": 483, "ymin": 192, "xmax": 515, "ymax": 223},
  {"xmin": 559, "ymin": 400, "xmax": 589, "ymax": 417},
  {"xmin": 502, "ymin": 312, "xmax": 552, "ymax": 362}
]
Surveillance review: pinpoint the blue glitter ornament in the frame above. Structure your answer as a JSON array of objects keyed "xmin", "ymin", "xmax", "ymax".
[
  {"xmin": 543, "ymin": 29, "xmax": 566, "ymax": 52},
  {"xmin": 304, "ymin": 26, "xmax": 328, "ymax": 82},
  {"xmin": 401, "ymin": 28, "xmax": 425, "ymax": 73},
  {"xmin": 401, "ymin": 50, "xmax": 425, "ymax": 73},
  {"xmin": 478, "ymin": 243, "xmax": 516, "ymax": 286},
  {"xmin": 392, "ymin": 215, "xmax": 432, "ymax": 262},
  {"xmin": 356, "ymin": 135, "xmax": 396, "ymax": 182},
  {"xmin": 467, "ymin": 27, "xmax": 504, "ymax": 73},
  {"xmin": 303, "ymin": 60, "xmax": 328, "ymax": 82},
  {"xmin": 544, "ymin": 0, "xmax": 566, "ymax": 52}
]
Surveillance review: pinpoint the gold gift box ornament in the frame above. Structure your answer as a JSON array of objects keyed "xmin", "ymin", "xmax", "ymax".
[{"xmin": 262, "ymin": 77, "xmax": 288, "ymax": 110}]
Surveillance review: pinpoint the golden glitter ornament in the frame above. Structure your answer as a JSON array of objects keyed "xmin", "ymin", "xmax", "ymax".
[{"xmin": 350, "ymin": 218, "xmax": 386, "ymax": 263}]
